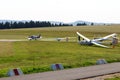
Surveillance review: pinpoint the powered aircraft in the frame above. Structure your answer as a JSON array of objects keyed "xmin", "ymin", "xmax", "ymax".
[
  {"xmin": 76, "ymin": 32, "xmax": 117, "ymax": 48},
  {"xmin": 28, "ymin": 34, "xmax": 42, "ymax": 40}
]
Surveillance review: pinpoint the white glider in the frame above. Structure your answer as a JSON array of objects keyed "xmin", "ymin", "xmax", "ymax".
[{"xmin": 76, "ymin": 32, "xmax": 117, "ymax": 48}]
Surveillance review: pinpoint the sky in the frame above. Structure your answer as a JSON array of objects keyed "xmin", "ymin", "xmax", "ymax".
[{"xmin": 0, "ymin": 0, "xmax": 120, "ymax": 23}]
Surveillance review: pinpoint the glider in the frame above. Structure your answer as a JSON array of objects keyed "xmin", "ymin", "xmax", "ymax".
[{"xmin": 76, "ymin": 32, "xmax": 117, "ymax": 48}]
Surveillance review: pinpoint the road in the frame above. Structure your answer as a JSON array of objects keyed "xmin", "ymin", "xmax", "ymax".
[{"xmin": 0, "ymin": 62, "xmax": 120, "ymax": 80}]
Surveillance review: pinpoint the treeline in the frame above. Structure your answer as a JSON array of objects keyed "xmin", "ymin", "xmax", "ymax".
[
  {"xmin": 76, "ymin": 23, "xmax": 87, "ymax": 26},
  {"xmin": 0, "ymin": 21, "xmax": 72, "ymax": 29}
]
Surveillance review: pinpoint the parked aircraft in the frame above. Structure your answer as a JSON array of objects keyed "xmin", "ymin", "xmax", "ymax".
[
  {"xmin": 76, "ymin": 32, "xmax": 117, "ymax": 48},
  {"xmin": 56, "ymin": 37, "xmax": 68, "ymax": 41},
  {"xmin": 28, "ymin": 34, "xmax": 42, "ymax": 40}
]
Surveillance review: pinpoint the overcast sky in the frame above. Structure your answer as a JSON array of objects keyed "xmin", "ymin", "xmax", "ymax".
[{"xmin": 0, "ymin": 0, "xmax": 120, "ymax": 23}]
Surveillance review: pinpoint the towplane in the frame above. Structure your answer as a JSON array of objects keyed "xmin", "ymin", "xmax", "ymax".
[{"xmin": 28, "ymin": 34, "xmax": 42, "ymax": 40}]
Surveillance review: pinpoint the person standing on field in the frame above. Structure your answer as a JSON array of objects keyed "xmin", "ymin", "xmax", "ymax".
[{"xmin": 112, "ymin": 36, "xmax": 118, "ymax": 48}]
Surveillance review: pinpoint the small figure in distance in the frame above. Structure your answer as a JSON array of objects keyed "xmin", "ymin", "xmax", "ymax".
[{"xmin": 111, "ymin": 35, "xmax": 118, "ymax": 48}]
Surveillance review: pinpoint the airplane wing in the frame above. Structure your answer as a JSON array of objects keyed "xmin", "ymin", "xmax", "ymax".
[
  {"xmin": 94, "ymin": 33, "xmax": 117, "ymax": 41},
  {"xmin": 91, "ymin": 41, "xmax": 109, "ymax": 48},
  {"xmin": 76, "ymin": 32, "xmax": 90, "ymax": 42}
]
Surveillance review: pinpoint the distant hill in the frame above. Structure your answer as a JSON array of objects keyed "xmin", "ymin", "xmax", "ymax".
[
  {"xmin": 68, "ymin": 20, "xmax": 107, "ymax": 26},
  {"xmin": 69, "ymin": 20, "xmax": 92, "ymax": 26},
  {"xmin": 0, "ymin": 20, "xmax": 29, "ymax": 23}
]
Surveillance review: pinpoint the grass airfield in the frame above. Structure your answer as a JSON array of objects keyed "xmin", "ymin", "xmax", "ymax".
[{"xmin": 0, "ymin": 25, "xmax": 120, "ymax": 77}]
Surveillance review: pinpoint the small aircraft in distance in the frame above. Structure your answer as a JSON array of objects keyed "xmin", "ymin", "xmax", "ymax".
[
  {"xmin": 56, "ymin": 37, "xmax": 69, "ymax": 42},
  {"xmin": 28, "ymin": 34, "xmax": 42, "ymax": 40},
  {"xmin": 76, "ymin": 32, "xmax": 117, "ymax": 48}
]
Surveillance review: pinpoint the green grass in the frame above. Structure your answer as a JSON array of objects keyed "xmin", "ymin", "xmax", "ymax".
[
  {"xmin": 0, "ymin": 25, "xmax": 120, "ymax": 77},
  {"xmin": 105, "ymin": 77, "xmax": 120, "ymax": 80},
  {"xmin": 0, "ymin": 25, "xmax": 120, "ymax": 39}
]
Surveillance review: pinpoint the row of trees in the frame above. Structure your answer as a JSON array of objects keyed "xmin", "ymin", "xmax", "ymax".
[
  {"xmin": 76, "ymin": 23, "xmax": 87, "ymax": 26},
  {"xmin": 0, "ymin": 21, "xmax": 72, "ymax": 29},
  {"xmin": 0, "ymin": 21, "xmax": 93, "ymax": 29}
]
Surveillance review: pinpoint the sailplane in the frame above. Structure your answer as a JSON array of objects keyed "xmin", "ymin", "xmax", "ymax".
[{"xmin": 76, "ymin": 32, "xmax": 117, "ymax": 48}]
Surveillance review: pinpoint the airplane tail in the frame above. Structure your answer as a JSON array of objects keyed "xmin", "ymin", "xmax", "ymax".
[{"xmin": 37, "ymin": 34, "xmax": 41, "ymax": 38}]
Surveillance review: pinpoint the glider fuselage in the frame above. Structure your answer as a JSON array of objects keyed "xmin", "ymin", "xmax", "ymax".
[{"xmin": 79, "ymin": 39, "xmax": 94, "ymax": 46}]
